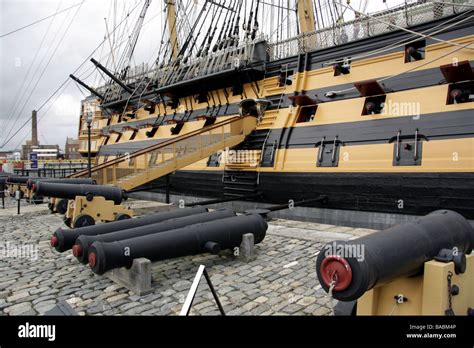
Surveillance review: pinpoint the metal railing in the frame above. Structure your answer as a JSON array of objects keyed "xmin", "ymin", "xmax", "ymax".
[
  {"xmin": 154, "ymin": 39, "xmax": 262, "ymax": 88},
  {"xmin": 267, "ymin": 0, "xmax": 473, "ymax": 61},
  {"xmin": 14, "ymin": 165, "xmax": 88, "ymax": 178},
  {"xmin": 70, "ymin": 116, "xmax": 257, "ymax": 190}
]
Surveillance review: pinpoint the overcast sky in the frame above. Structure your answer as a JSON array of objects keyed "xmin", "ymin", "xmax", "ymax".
[{"xmin": 0, "ymin": 0, "xmax": 403, "ymax": 152}]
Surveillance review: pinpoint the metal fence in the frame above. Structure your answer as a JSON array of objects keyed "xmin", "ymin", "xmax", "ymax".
[{"xmin": 267, "ymin": 0, "xmax": 473, "ymax": 61}]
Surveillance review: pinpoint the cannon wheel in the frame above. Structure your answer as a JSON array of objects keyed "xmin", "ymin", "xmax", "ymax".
[
  {"xmin": 56, "ymin": 199, "xmax": 69, "ymax": 215},
  {"xmin": 115, "ymin": 213, "xmax": 132, "ymax": 221},
  {"xmin": 63, "ymin": 216, "xmax": 72, "ymax": 228},
  {"xmin": 73, "ymin": 214, "xmax": 95, "ymax": 228}
]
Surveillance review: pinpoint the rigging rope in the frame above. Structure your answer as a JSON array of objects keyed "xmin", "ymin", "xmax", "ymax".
[
  {"xmin": 1, "ymin": 0, "xmax": 145, "ymax": 149},
  {"xmin": 1, "ymin": 0, "xmax": 64, "ymax": 146},
  {"xmin": 0, "ymin": 1, "xmax": 84, "ymax": 38},
  {"xmin": 1, "ymin": 1, "xmax": 85, "ymax": 148}
]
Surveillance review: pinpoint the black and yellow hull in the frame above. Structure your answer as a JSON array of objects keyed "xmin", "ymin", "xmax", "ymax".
[{"xmin": 82, "ymin": 11, "xmax": 474, "ymax": 218}]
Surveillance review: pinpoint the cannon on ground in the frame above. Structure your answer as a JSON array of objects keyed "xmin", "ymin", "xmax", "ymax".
[
  {"xmin": 25, "ymin": 178, "xmax": 97, "ymax": 209},
  {"xmin": 7, "ymin": 176, "xmax": 30, "ymax": 184},
  {"xmin": 51, "ymin": 206, "xmax": 208, "ymax": 252},
  {"xmin": 5, "ymin": 176, "xmax": 30, "ymax": 199},
  {"xmin": 34, "ymin": 182, "xmax": 133, "ymax": 228},
  {"xmin": 88, "ymin": 213, "xmax": 268, "ymax": 275},
  {"xmin": 315, "ymin": 210, "xmax": 474, "ymax": 315},
  {"xmin": 26, "ymin": 177, "xmax": 96, "ymax": 190},
  {"xmin": 73, "ymin": 208, "xmax": 236, "ymax": 263},
  {"xmin": 48, "ymin": 197, "xmax": 70, "ymax": 214}
]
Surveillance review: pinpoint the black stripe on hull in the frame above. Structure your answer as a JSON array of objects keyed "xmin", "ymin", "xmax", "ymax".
[
  {"xmin": 269, "ymin": 108, "xmax": 474, "ymax": 149},
  {"xmin": 100, "ymin": 108, "xmax": 474, "ymax": 155},
  {"xmin": 148, "ymin": 170, "xmax": 474, "ymax": 219},
  {"xmin": 101, "ymin": 59, "xmax": 473, "ymax": 137}
]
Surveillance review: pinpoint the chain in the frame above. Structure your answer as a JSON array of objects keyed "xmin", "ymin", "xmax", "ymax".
[{"xmin": 327, "ymin": 270, "xmax": 338, "ymax": 297}]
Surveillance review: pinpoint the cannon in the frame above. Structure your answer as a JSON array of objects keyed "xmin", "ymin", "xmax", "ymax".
[
  {"xmin": 26, "ymin": 177, "xmax": 96, "ymax": 190},
  {"xmin": 88, "ymin": 213, "xmax": 268, "ymax": 275},
  {"xmin": 33, "ymin": 182, "xmax": 125, "ymax": 204},
  {"xmin": 51, "ymin": 206, "xmax": 208, "ymax": 252},
  {"xmin": 4, "ymin": 176, "xmax": 29, "ymax": 199},
  {"xmin": 7, "ymin": 175, "xmax": 31, "ymax": 184},
  {"xmin": 73, "ymin": 208, "xmax": 236, "ymax": 263},
  {"xmin": 315, "ymin": 210, "xmax": 474, "ymax": 315},
  {"xmin": 34, "ymin": 182, "xmax": 132, "ymax": 228},
  {"xmin": 26, "ymin": 178, "xmax": 96, "ymax": 207},
  {"xmin": 48, "ymin": 197, "xmax": 70, "ymax": 214}
]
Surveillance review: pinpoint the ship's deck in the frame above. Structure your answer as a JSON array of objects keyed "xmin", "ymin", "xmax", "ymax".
[{"xmin": 0, "ymin": 198, "xmax": 375, "ymax": 316}]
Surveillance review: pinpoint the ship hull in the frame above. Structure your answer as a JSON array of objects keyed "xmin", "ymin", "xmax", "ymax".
[{"xmin": 147, "ymin": 170, "xmax": 474, "ymax": 218}]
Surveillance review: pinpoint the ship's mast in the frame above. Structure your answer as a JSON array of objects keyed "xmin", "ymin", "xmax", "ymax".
[
  {"xmin": 166, "ymin": 0, "xmax": 180, "ymax": 61},
  {"xmin": 297, "ymin": 0, "xmax": 316, "ymax": 33}
]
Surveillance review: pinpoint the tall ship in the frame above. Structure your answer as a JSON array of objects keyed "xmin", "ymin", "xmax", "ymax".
[{"xmin": 71, "ymin": 0, "xmax": 474, "ymax": 221}]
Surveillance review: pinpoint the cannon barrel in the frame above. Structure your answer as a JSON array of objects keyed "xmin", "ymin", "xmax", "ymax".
[
  {"xmin": 88, "ymin": 213, "xmax": 268, "ymax": 275},
  {"xmin": 51, "ymin": 206, "xmax": 208, "ymax": 252},
  {"xmin": 315, "ymin": 210, "xmax": 474, "ymax": 301},
  {"xmin": 26, "ymin": 178, "xmax": 96, "ymax": 190},
  {"xmin": 34, "ymin": 182, "xmax": 124, "ymax": 204},
  {"xmin": 73, "ymin": 209, "xmax": 236, "ymax": 263},
  {"xmin": 7, "ymin": 176, "xmax": 30, "ymax": 184}
]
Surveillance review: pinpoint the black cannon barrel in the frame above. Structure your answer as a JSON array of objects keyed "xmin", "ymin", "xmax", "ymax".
[
  {"xmin": 51, "ymin": 206, "xmax": 208, "ymax": 252},
  {"xmin": 315, "ymin": 210, "xmax": 474, "ymax": 302},
  {"xmin": 34, "ymin": 182, "xmax": 124, "ymax": 204},
  {"xmin": 7, "ymin": 176, "xmax": 31, "ymax": 184},
  {"xmin": 26, "ymin": 178, "xmax": 96, "ymax": 190},
  {"xmin": 73, "ymin": 209, "xmax": 236, "ymax": 263},
  {"xmin": 88, "ymin": 213, "xmax": 268, "ymax": 275}
]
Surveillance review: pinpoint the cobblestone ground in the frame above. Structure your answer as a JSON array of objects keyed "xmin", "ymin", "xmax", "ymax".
[{"xmin": 0, "ymin": 197, "xmax": 375, "ymax": 316}]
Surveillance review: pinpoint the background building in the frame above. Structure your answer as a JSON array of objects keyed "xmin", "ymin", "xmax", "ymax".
[
  {"xmin": 65, "ymin": 138, "xmax": 81, "ymax": 160},
  {"xmin": 20, "ymin": 110, "xmax": 60, "ymax": 160}
]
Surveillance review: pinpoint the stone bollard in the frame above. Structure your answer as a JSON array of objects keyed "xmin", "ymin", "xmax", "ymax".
[
  {"xmin": 239, "ymin": 233, "xmax": 256, "ymax": 262},
  {"xmin": 105, "ymin": 258, "xmax": 153, "ymax": 296}
]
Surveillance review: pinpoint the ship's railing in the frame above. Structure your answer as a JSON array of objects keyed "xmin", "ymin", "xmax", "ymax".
[
  {"xmin": 267, "ymin": 0, "xmax": 473, "ymax": 61},
  {"xmin": 94, "ymin": 37, "xmax": 265, "ymax": 103},
  {"xmin": 153, "ymin": 37, "xmax": 265, "ymax": 88},
  {"xmin": 70, "ymin": 115, "xmax": 257, "ymax": 191}
]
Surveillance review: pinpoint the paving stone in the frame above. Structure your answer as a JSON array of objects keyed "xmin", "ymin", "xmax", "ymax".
[
  {"xmin": 280, "ymin": 303, "xmax": 304, "ymax": 314},
  {"xmin": 119, "ymin": 302, "xmax": 141, "ymax": 312},
  {"xmin": 6, "ymin": 291, "xmax": 29, "ymax": 302},
  {"xmin": 106, "ymin": 294, "xmax": 129, "ymax": 303},
  {"xmin": 313, "ymin": 307, "xmax": 332, "ymax": 316},
  {"xmin": 34, "ymin": 300, "xmax": 57, "ymax": 313},
  {"xmin": 32, "ymin": 295, "xmax": 56, "ymax": 305},
  {"xmin": 82, "ymin": 290, "xmax": 104, "ymax": 300},
  {"xmin": 172, "ymin": 280, "xmax": 192, "ymax": 292},
  {"xmin": 0, "ymin": 202, "xmax": 369, "ymax": 317},
  {"xmin": 250, "ymin": 304, "xmax": 271, "ymax": 315},
  {"xmin": 296, "ymin": 296, "xmax": 316, "ymax": 306},
  {"xmin": 4, "ymin": 302, "xmax": 33, "ymax": 315}
]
